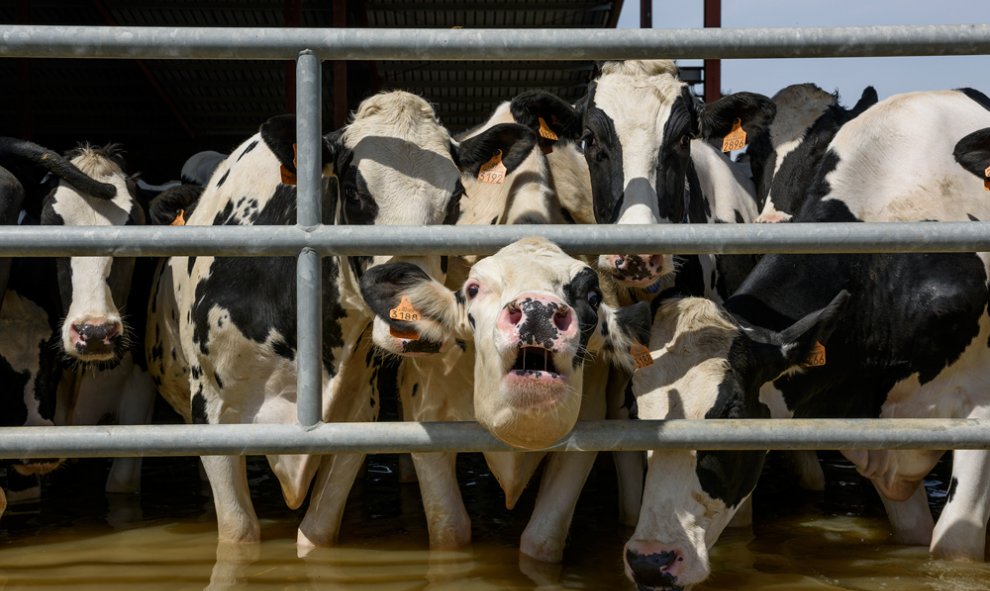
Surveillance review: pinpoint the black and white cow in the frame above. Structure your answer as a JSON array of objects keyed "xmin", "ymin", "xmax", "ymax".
[
  {"xmin": 146, "ymin": 90, "xmax": 540, "ymax": 547},
  {"xmin": 41, "ymin": 145, "xmax": 157, "ymax": 495},
  {"xmin": 511, "ymin": 60, "xmax": 773, "ymax": 299},
  {"xmin": 746, "ymin": 83, "xmax": 878, "ymax": 223},
  {"xmin": 385, "ymin": 100, "xmax": 633, "ymax": 558},
  {"xmin": 622, "ymin": 88, "xmax": 990, "ymax": 591},
  {"xmin": 0, "ymin": 139, "xmax": 130, "ymax": 513}
]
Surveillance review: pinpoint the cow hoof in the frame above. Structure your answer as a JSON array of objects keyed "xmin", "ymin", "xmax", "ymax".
[{"xmin": 519, "ymin": 535, "xmax": 565, "ymax": 564}]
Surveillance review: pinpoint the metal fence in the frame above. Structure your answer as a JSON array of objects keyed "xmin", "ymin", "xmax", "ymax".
[{"xmin": 2, "ymin": 23, "xmax": 990, "ymax": 458}]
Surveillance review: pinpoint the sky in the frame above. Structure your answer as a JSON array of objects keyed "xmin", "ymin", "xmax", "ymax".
[{"xmin": 615, "ymin": 1, "xmax": 989, "ymax": 104}]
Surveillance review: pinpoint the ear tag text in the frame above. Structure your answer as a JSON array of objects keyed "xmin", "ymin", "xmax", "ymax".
[
  {"xmin": 722, "ymin": 118, "xmax": 747, "ymax": 153},
  {"xmin": 478, "ymin": 149, "xmax": 507, "ymax": 184}
]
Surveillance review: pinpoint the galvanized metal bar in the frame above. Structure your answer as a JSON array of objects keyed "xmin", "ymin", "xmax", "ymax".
[
  {"xmin": 1, "ymin": 222, "xmax": 990, "ymax": 257},
  {"xmin": 296, "ymin": 51, "xmax": 323, "ymax": 428},
  {"xmin": 0, "ymin": 419, "xmax": 988, "ymax": 458},
  {"xmin": 1, "ymin": 25, "xmax": 989, "ymax": 60}
]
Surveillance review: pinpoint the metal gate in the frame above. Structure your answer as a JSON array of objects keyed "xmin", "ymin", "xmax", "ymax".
[{"xmin": 1, "ymin": 23, "xmax": 990, "ymax": 458}]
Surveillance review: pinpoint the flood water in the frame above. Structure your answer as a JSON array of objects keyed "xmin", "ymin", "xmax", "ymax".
[{"xmin": 1, "ymin": 452, "xmax": 988, "ymax": 590}]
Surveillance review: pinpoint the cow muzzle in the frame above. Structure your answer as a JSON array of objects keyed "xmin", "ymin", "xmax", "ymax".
[
  {"xmin": 68, "ymin": 317, "xmax": 124, "ymax": 361},
  {"xmin": 599, "ymin": 254, "xmax": 670, "ymax": 289},
  {"xmin": 624, "ymin": 543, "xmax": 690, "ymax": 591}
]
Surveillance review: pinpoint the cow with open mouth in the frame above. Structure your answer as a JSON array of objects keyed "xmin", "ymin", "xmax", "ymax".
[
  {"xmin": 622, "ymin": 88, "xmax": 990, "ymax": 591},
  {"xmin": 362, "ymin": 236, "xmax": 651, "ymax": 451}
]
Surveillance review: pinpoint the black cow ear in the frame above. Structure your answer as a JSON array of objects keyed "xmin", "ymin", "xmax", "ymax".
[
  {"xmin": 453, "ymin": 123, "xmax": 537, "ymax": 177},
  {"xmin": 849, "ymin": 86, "xmax": 879, "ymax": 117},
  {"xmin": 777, "ymin": 289, "xmax": 850, "ymax": 367},
  {"xmin": 698, "ymin": 92, "xmax": 777, "ymax": 143},
  {"xmin": 510, "ymin": 90, "xmax": 584, "ymax": 141},
  {"xmin": 953, "ymin": 128, "xmax": 990, "ymax": 180},
  {"xmin": 322, "ymin": 128, "xmax": 344, "ymax": 175},
  {"xmin": 259, "ymin": 114, "xmax": 297, "ymax": 171}
]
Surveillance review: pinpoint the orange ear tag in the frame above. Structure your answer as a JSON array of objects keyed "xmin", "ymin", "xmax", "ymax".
[
  {"xmin": 389, "ymin": 296, "xmax": 422, "ymax": 322},
  {"xmin": 721, "ymin": 118, "xmax": 747, "ymax": 153},
  {"xmin": 630, "ymin": 342, "xmax": 654, "ymax": 370},
  {"xmin": 280, "ymin": 144, "xmax": 298, "ymax": 185},
  {"xmin": 538, "ymin": 117, "xmax": 559, "ymax": 141},
  {"xmin": 477, "ymin": 149, "xmax": 507, "ymax": 184},
  {"xmin": 170, "ymin": 209, "xmax": 186, "ymax": 227},
  {"xmin": 984, "ymin": 165, "xmax": 990, "ymax": 191},
  {"xmin": 801, "ymin": 341, "xmax": 827, "ymax": 368}
]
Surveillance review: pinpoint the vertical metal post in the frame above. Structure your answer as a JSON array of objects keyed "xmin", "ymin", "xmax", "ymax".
[
  {"xmin": 703, "ymin": 0, "xmax": 722, "ymax": 102},
  {"xmin": 296, "ymin": 50, "xmax": 323, "ymax": 428},
  {"xmin": 640, "ymin": 0, "xmax": 652, "ymax": 29}
]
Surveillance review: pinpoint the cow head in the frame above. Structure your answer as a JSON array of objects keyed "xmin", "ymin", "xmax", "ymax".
[
  {"xmin": 361, "ymin": 237, "xmax": 652, "ymax": 448},
  {"xmin": 40, "ymin": 145, "xmax": 144, "ymax": 365},
  {"xmin": 511, "ymin": 61, "xmax": 774, "ymax": 288},
  {"xmin": 625, "ymin": 290, "xmax": 848, "ymax": 590},
  {"xmin": 282, "ymin": 91, "xmax": 538, "ymax": 355}
]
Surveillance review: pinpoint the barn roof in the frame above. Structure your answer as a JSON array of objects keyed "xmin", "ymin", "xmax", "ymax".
[{"xmin": 1, "ymin": 0, "xmax": 622, "ymax": 180}]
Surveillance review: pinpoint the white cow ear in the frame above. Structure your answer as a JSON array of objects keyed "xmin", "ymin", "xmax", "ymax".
[{"xmin": 592, "ymin": 301, "xmax": 654, "ymax": 371}]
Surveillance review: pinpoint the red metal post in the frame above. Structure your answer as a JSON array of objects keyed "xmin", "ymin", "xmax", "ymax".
[
  {"xmin": 16, "ymin": 0, "xmax": 33, "ymax": 139},
  {"xmin": 703, "ymin": 0, "xmax": 721, "ymax": 102},
  {"xmin": 640, "ymin": 0, "xmax": 652, "ymax": 29},
  {"xmin": 284, "ymin": 0, "xmax": 302, "ymax": 113}
]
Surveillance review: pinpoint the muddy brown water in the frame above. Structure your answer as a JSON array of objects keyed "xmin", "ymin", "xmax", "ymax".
[{"xmin": 0, "ymin": 452, "xmax": 988, "ymax": 590}]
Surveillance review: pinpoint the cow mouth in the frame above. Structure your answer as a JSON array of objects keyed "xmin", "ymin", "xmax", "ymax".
[{"xmin": 508, "ymin": 346, "xmax": 561, "ymax": 378}]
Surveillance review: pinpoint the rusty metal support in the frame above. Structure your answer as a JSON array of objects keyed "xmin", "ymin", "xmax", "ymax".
[{"xmin": 704, "ymin": 0, "xmax": 721, "ymax": 101}]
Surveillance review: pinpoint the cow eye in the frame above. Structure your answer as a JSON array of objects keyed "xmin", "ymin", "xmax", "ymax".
[
  {"xmin": 579, "ymin": 130, "xmax": 602, "ymax": 160},
  {"xmin": 465, "ymin": 281, "xmax": 480, "ymax": 300},
  {"xmin": 678, "ymin": 134, "xmax": 691, "ymax": 149},
  {"xmin": 586, "ymin": 290, "xmax": 602, "ymax": 309}
]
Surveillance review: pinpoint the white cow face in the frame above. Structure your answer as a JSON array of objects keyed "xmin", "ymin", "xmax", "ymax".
[
  {"xmin": 361, "ymin": 237, "xmax": 652, "ymax": 449},
  {"xmin": 511, "ymin": 61, "xmax": 775, "ymax": 289},
  {"xmin": 40, "ymin": 145, "xmax": 144, "ymax": 364},
  {"xmin": 626, "ymin": 292, "xmax": 847, "ymax": 591}
]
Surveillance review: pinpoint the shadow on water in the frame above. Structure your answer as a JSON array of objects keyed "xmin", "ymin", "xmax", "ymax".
[{"xmin": 0, "ymin": 446, "xmax": 986, "ymax": 589}]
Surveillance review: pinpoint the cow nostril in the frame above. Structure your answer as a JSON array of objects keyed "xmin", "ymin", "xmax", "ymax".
[
  {"xmin": 553, "ymin": 308, "xmax": 572, "ymax": 332},
  {"xmin": 614, "ymin": 255, "xmax": 626, "ymax": 269},
  {"xmin": 648, "ymin": 254, "xmax": 663, "ymax": 271},
  {"xmin": 505, "ymin": 302, "xmax": 523, "ymax": 326}
]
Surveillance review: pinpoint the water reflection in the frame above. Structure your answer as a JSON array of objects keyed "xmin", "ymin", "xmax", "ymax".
[{"xmin": 0, "ymin": 454, "xmax": 987, "ymax": 590}]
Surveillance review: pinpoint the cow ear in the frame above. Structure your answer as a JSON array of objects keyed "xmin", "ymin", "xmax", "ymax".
[
  {"xmin": 698, "ymin": 92, "xmax": 776, "ymax": 143},
  {"xmin": 591, "ymin": 301, "xmax": 654, "ymax": 371},
  {"xmin": 953, "ymin": 127, "xmax": 990, "ymax": 180},
  {"xmin": 148, "ymin": 184, "xmax": 203, "ymax": 226},
  {"xmin": 259, "ymin": 114, "xmax": 297, "ymax": 171},
  {"xmin": 358, "ymin": 261, "xmax": 465, "ymax": 345},
  {"xmin": 752, "ymin": 290, "xmax": 850, "ymax": 380},
  {"xmin": 452, "ymin": 123, "xmax": 537, "ymax": 177},
  {"xmin": 849, "ymin": 86, "xmax": 879, "ymax": 117},
  {"xmin": 510, "ymin": 90, "xmax": 584, "ymax": 141}
]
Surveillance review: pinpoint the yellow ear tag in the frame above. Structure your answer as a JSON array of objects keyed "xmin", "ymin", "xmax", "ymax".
[
  {"xmin": 170, "ymin": 209, "xmax": 186, "ymax": 227},
  {"xmin": 722, "ymin": 118, "xmax": 747, "ymax": 153},
  {"xmin": 477, "ymin": 149, "xmax": 507, "ymax": 184},
  {"xmin": 538, "ymin": 117, "xmax": 559, "ymax": 141},
  {"xmin": 630, "ymin": 342, "xmax": 654, "ymax": 370},
  {"xmin": 280, "ymin": 144, "xmax": 298, "ymax": 185},
  {"xmin": 984, "ymin": 165, "xmax": 990, "ymax": 191},
  {"xmin": 389, "ymin": 295, "xmax": 422, "ymax": 322},
  {"xmin": 801, "ymin": 341, "xmax": 827, "ymax": 368}
]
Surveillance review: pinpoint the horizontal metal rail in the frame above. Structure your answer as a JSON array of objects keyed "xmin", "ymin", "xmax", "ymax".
[
  {"xmin": 1, "ymin": 24, "xmax": 989, "ymax": 60},
  {"xmin": 1, "ymin": 222, "xmax": 989, "ymax": 257},
  {"xmin": 0, "ymin": 420, "xmax": 987, "ymax": 458}
]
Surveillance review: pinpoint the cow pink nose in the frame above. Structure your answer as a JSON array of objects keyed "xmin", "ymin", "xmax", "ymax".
[{"xmin": 496, "ymin": 293, "xmax": 576, "ymax": 344}]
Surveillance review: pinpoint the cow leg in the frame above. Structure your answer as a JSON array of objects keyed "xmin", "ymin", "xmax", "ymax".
[
  {"xmin": 877, "ymin": 483, "xmax": 934, "ymax": 546},
  {"xmin": 106, "ymin": 364, "xmax": 157, "ymax": 494},
  {"xmin": 930, "ymin": 449, "xmax": 990, "ymax": 560},
  {"xmin": 411, "ymin": 451, "xmax": 471, "ymax": 549},
  {"xmin": 0, "ymin": 486, "xmax": 6, "ymax": 518},
  {"xmin": 297, "ymin": 452, "xmax": 366, "ymax": 550},
  {"xmin": 207, "ymin": 541, "xmax": 261, "ymax": 591},
  {"xmin": 786, "ymin": 450, "xmax": 825, "ymax": 491},
  {"xmin": 613, "ymin": 450, "xmax": 645, "ymax": 526},
  {"xmin": 728, "ymin": 496, "xmax": 753, "ymax": 528},
  {"xmin": 520, "ymin": 450, "xmax": 598, "ymax": 563},
  {"xmin": 201, "ymin": 455, "xmax": 259, "ymax": 543}
]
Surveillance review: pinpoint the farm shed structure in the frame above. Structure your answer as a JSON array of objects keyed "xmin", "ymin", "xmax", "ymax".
[{"xmin": 1, "ymin": 0, "xmax": 628, "ymax": 181}]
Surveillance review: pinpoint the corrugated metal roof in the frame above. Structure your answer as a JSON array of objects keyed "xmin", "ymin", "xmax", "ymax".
[{"xmin": 1, "ymin": 1, "xmax": 622, "ymax": 180}]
